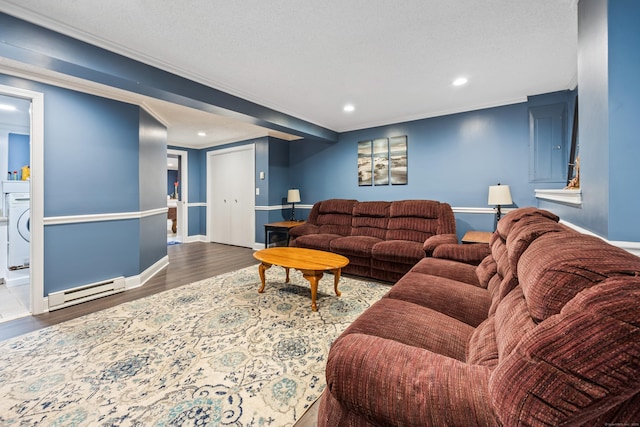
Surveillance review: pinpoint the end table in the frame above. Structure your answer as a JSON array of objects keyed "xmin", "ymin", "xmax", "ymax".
[{"xmin": 264, "ymin": 221, "xmax": 305, "ymax": 248}]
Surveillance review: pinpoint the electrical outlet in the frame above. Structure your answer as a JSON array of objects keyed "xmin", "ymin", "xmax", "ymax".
[{"xmin": 255, "ymin": 188, "xmax": 260, "ymax": 195}]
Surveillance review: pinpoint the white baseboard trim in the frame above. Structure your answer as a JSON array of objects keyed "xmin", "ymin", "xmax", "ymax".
[
  {"xmin": 561, "ymin": 220, "xmax": 640, "ymax": 257},
  {"xmin": 40, "ymin": 254, "xmax": 170, "ymax": 312},
  {"xmin": 255, "ymin": 204, "xmax": 314, "ymax": 211},
  {"xmin": 125, "ymin": 255, "xmax": 169, "ymax": 290},
  {"xmin": 184, "ymin": 234, "xmax": 207, "ymax": 243}
]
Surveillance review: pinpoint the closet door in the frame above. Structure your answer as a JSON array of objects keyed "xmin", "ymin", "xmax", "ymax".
[
  {"xmin": 229, "ymin": 147, "xmax": 255, "ymax": 247},
  {"xmin": 209, "ymin": 152, "xmax": 232, "ymax": 244},
  {"xmin": 208, "ymin": 145, "xmax": 255, "ymax": 247}
]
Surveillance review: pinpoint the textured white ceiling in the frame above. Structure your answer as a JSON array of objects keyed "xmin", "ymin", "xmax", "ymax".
[{"xmin": 0, "ymin": 0, "xmax": 578, "ymax": 147}]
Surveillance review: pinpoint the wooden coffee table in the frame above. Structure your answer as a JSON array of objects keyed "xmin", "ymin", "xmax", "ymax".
[{"xmin": 253, "ymin": 247, "xmax": 350, "ymax": 311}]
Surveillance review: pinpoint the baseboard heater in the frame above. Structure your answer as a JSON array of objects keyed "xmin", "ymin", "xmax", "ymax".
[{"xmin": 48, "ymin": 276, "xmax": 125, "ymax": 311}]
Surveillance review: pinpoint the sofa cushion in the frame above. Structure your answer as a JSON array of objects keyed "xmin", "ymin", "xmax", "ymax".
[
  {"xmin": 493, "ymin": 286, "xmax": 536, "ymax": 361},
  {"xmin": 505, "ymin": 216, "xmax": 570, "ymax": 278},
  {"xmin": 337, "ymin": 298, "xmax": 474, "ymax": 360},
  {"xmin": 432, "ymin": 242, "xmax": 491, "ymax": 265},
  {"xmin": 411, "ymin": 257, "xmax": 480, "ymax": 287},
  {"xmin": 351, "ymin": 201, "xmax": 390, "ymax": 239},
  {"xmin": 475, "ymin": 255, "xmax": 497, "ymax": 289},
  {"xmin": 316, "ymin": 199, "xmax": 357, "ymax": 236},
  {"xmin": 495, "ymin": 207, "xmax": 559, "ymax": 241},
  {"xmin": 518, "ymin": 233, "xmax": 640, "ymax": 322},
  {"xmin": 489, "ymin": 276, "xmax": 640, "ymax": 426},
  {"xmin": 371, "ymin": 240, "xmax": 425, "ymax": 264},
  {"xmin": 385, "ymin": 271, "xmax": 491, "ymax": 327},
  {"xmin": 318, "ymin": 198, "xmax": 357, "ymax": 215},
  {"xmin": 324, "ymin": 333, "xmax": 498, "ymax": 427},
  {"xmin": 386, "ymin": 200, "xmax": 446, "ymax": 242},
  {"xmin": 488, "ymin": 271, "xmax": 520, "ymax": 316},
  {"xmin": 466, "ymin": 316, "xmax": 499, "ymax": 369},
  {"xmin": 330, "ymin": 235, "xmax": 382, "ymax": 257},
  {"xmin": 490, "ymin": 233, "xmax": 509, "ymax": 280},
  {"xmin": 293, "ymin": 233, "xmax": 343, "ymax": 252}
]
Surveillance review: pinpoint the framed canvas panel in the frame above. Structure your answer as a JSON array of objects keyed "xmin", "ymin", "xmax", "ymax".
[
  {"xmin": 373, "ymin": 138, "xmax": 389, "ymax": 186},
  {"xmin": 358, "ymin": 140, "xmax": 373, "ymax": 186},
  {"xmin": 390, "ymin": 135, "xmax": 408, "ymax": 185}
]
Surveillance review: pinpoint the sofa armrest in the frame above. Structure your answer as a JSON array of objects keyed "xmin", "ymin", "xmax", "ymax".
[
  {"xmin": 423, "ymin": 233, "xmax": 458, "ymax": 255},
  {"xmin": 288, "ymin": 223, "xmax": 319, "ymax": 239},
  {"xmin": 325, "ymin": 333, "xmax": 497, "ymax": 427},
  {"xmin": 433, "ymin": 243, "xmax": 491, "ymax": 266}
]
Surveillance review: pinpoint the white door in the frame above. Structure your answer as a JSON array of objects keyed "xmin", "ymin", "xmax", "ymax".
[{"xmin": 207, "ymin": 145, "xmax": 255, "ymax": 247}]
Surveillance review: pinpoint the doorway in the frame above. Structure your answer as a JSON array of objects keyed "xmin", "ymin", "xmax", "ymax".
[
  {"xmin": 0, "ymin": 84, "xmax": 45, "ymax": 321},
  {"xmin": 206, "ymin": 144, "xmax": 255, "ymax": 248},
  {"xmin": 167, "ymin": 148, "xmax": 188, "ymax": 244}
]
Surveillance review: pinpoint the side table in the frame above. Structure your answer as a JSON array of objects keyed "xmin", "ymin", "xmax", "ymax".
[
  {"xmin": 264, "ymin": 221, "xmax": 305, "ymax": 248},
  {"xmin": 461, "ymin": 230, "xmax": 492, "ymax": 244}
]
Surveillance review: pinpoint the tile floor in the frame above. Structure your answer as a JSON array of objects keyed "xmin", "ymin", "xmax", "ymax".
[{"xmin": 0, "ymin": 281, "xmax": 30, "ymax": 322}]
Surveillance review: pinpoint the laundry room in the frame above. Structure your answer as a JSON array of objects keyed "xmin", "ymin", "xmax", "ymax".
[{"xmin": 0, "ymin": 94, "xmax": 31, "ymax": 322}]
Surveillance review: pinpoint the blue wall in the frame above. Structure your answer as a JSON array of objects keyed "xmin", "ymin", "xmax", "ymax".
[
  {"xmin": 43, "ymin": 88, "xmax": 140, "ymax": 216},
  {"xmin": 553, "ymin": 0, "xmax": 640, "ymax": 242},
  {"xmin": 289, "ymin": 93, "xmax": 575, "ymax": 237},
  {"xmin": 37, "ymin": 85, "xmax": 146, "ymax": 294},
  {"xmin": 177, "ymin": 92, "xmax": 592, "ymax": 243},
  {"xmin": 8, "ymin": 133, "xmax": 29, "ymax": 178},
  {"xmin": 0, "ymin": 73, "xmax": 167, "ymax": 295},
  {"xmin": 139, "ymin": 109, "xmax": 168, "ymax": 271},
  {"xmin": 607, "ymin": 0, "xmax": 640, "ymax": 241}
]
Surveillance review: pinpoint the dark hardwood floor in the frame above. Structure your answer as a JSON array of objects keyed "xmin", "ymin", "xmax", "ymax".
[{"xmin": 0, "ymin": 242, "xmax": 258, "ymax": 342}]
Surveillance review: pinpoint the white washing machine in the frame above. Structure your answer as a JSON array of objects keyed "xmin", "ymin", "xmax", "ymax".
[{"xmin": 7, "ymin": 193, "xmax": 30, "ymax": 269}]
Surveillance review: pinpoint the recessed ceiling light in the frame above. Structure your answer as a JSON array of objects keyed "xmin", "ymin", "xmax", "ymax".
[
  {"xmin": 0, "ymin": 104, "xmax": 17, "ymax": 111},
  {"xmin": 343, "ymin": 104, "xmax": 355, "ymax": 113},
  {"xmin": 197, "ymin": 131, "xmax": 206, "ymax": 137},
  {"xmin": 452, "ymin": 77, "xmax": 468, "ymax": 86}
]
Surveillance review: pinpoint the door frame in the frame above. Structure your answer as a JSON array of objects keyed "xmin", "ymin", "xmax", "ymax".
[
  {"xmin": 167, "ymin": 148, "xmax": 189, "ymax": 242},
  {"xmin": 0, "ymin": 84, "xmax": 45, "ymax": 315},
  {"xmin": 206, "ymin": 144, "xmax": 255, "ymax": 246}
]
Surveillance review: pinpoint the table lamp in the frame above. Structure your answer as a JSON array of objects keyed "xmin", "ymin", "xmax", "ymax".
[
  {"xmin": 488, "ymin": 183, "xmax": 512, "ymax": 226},
  {"xmin": 287, "ymin": 189, "xmax": 301, "ymax": 221}
]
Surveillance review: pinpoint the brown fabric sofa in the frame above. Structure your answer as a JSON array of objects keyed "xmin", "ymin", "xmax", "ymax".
[
  {"xmin": 289, "ymin": 199, "xmax": 458, "ymax": 282},
  {"xmin": 318, "ymin": 207, "xmax": 640, "ymax": 426}
]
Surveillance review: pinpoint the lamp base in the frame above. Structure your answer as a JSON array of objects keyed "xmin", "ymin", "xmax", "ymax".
[
  {"xmin": 493, "ymin": 205, "xmax": 503, "ymax": 231},
  {"xmin": 290, "ymin": 204, "xmax": 296, "ymax": 221}
]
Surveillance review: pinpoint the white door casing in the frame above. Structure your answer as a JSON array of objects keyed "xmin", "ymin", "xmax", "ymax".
[
  {"xmin": 167, "ymin": 148, "xmax": 188, "ymax": 242},
  {"xmin": 206, "ymin": 144, "xmax": 255, "ymax": 248},
  {"xmin": 0, "ymin": 84, "xmax": 45, "ymax": 314}
]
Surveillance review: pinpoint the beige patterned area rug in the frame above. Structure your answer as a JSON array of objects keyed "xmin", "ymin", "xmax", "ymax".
[{"xmin": 0, "ymin": 266, "xmax": 390, "ymax": 426}]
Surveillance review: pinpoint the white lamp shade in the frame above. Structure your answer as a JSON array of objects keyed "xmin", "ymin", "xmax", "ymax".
[
  {"xmin": 488, "ymin": 185, "xmax": 512, "ymax": 206},
  {"xmin": 287, "ymin": 189, "xmax": 301, "ymax": 203}
]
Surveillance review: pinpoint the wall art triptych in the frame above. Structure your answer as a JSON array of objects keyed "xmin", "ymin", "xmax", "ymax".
[{"xmin": 357, "ymin": 135, "xmax": 407, "ymax": 186}]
